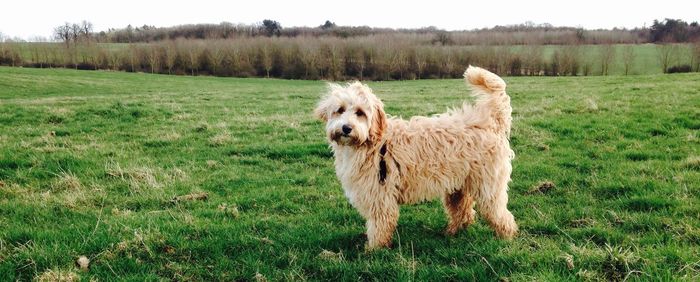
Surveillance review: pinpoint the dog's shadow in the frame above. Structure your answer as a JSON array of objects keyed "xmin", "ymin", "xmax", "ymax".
[
  {"xmin": 310, "ymin": 216, "xmax": 506, "ymax": 260},
  {"xmin": 309, "ymin": 221, "xmax": 467, "ymax": 259}
]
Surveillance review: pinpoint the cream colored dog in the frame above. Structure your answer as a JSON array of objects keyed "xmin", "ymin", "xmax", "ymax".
[{"xmin": 314, "ymin": 66, "xmax": 518, "ymax": 250}]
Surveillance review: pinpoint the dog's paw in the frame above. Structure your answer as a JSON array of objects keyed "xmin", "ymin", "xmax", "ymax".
[
  {"xmin": 364, "ymin": 240, "xmax": 393, "ymax": 251},
  {"xmin": 494, "ymin": 223, "xmax": 518, "ymax": 239},
  {"xmin": 445, "ymin": 226, "xmax": 460, "ymax": 236}
]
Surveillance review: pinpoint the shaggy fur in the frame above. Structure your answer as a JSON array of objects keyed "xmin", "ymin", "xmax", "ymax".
[{"xmin": 314, "ymin": 66, "xmax": 518, "ymax": 250}]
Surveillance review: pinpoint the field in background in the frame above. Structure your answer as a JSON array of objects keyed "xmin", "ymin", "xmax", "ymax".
[
  {"xmin": 2, "ymin": 41, "xmax": 699, "ymax": 80},
  {"xmin": 0, "ymin": 67, "xmax": 699, "ymax": 280}
]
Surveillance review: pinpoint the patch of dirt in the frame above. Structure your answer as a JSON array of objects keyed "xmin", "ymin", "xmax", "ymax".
[
  {"xmin": 171, "ymin": 192, "xmax": 208, "ymax": 203},
  {"xmin": 527, "ymin": 181, "xmax": 556, "ymax": 194},
  {"xmin": 570, "ymin": 218, "xmax": 596, "ymax": 228}
]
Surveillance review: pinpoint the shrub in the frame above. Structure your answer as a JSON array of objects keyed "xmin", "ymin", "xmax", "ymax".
[{"xmin": 666, "ymin": 64, "xmax": 692, "ymax": 73}]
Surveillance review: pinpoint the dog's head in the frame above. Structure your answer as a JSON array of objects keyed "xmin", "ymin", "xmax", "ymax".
[{"xmin": 314, "ymin": 82, "xmax": 386, "ymax": 147}]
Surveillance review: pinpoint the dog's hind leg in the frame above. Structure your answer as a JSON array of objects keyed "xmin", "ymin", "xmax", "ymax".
[
  {"xmin": 443, "ymin": 188, "xmax": 476, "ymax": 236},
  {"xmin": 475, "ymin": 181, "xmax": 518, "ymax": 239}
]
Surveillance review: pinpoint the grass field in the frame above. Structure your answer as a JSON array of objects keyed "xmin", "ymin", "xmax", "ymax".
[{"xmin": 0, "ymin": 67, "xmax": 699, "ymax": 280}]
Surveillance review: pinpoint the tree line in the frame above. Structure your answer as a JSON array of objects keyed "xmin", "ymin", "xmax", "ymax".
[
  {"xmin": 39, "ymin": 19, "xmax": 698, "ymax": 46},
  {"xmin": 1, "ymin": 19, "xmax": 699, "ymax": 79},
  {"xmin": 2, "ymin": 37, "xmax": 699, "ymax": 80}
]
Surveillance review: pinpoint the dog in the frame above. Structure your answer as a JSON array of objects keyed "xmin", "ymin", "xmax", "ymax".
[{"xmin": 314, "ymin": 66, "xmax": 518, "ymax": 250}]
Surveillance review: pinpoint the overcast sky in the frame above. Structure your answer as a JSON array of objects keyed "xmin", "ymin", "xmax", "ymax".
[{"xmin": 1, "ymin": 0, "xmax": 697, "ymax": 40}]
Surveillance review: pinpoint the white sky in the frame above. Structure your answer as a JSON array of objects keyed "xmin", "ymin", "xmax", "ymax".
[{"xmin": 1, "ymin": 0, "xmax": 698, "ymax": 40}]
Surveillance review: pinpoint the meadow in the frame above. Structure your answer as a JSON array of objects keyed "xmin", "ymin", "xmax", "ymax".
[{"xmin": 0, "ymin": 66, "xmax": 699, "ymax": 280}]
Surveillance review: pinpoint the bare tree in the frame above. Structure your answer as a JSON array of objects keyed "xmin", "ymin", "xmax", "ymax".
[
  {"xmin": 354, "ymin": 48, "xmax": 368, "ymax": 80},
  {"xmin": 30, "ymin": 44, "xmax": 41, "ymax": 67},
  {"xmin": 163, "ymin": 42, "xmax": 177, "ymax": 74},
  {"xmin": 390, "ymin": 49, "xmax": 408, "ymax": 80},
  {"xmin": 127, "ymin": 44, "xmax": 139, "ymax": 72},
  {"xmin": 259, "ymin": 43, "xmax": 272, "ymax": 78},
  {"xmin": 108, "ymin": 49, "xmax": 122, "ymax": 70},
  {"xmin": 558, "ymin": 46, "xmax": 580, "ymax": 76},
  {"xmin": 656, "ymin": 44, "xmax": 676, "ymax": 73},
  {"xmin": 187, "ymin": 46, "xmax": 199, "ymax": 76},
  {"xmin": 85, "ymin": 44, "xmax": 100, "ymax": 70},
  {"xmin": 324, "ymin": 44, "xmax": 342, "ymax": 80},
  {"xmin": 70, "ymin": 24, "xmax": 81, "ymax": 43},
  {"xmin": 54, "ymin": 23, "xmax": 72, "ymax": 47},
  {"xmin": 621, "ymin": 45, "xmax": 635, "ymax": 75},
  {"xmin": 598, "ymin": 44, "xmax": 615, "ymax": 75},
  {"xmin": 145, "ymin": 45, "xmax": 160, "ymax": 73},
  {"xmin": 209, "ymin": 43, "xmax": 225, "ymax": 75},
  {"xmin": 300, "ymin": 46, "xmax": 318, "ymax": 79},
  {"xmin": 414, "ymin": 48, "xmax": 427, "ymax": 79},
  {"xmin": 692, "ymin": 43, "xmax": 700, "ymax": 72},
  {"xmin": 80, "ymin": 21, "xmax": 94, "ymax": 44},
  {"xmin": 40, "ymin": 44, "xmax": 51, "ymax": 67},
  {"xmin": 442, "ymin": 50, "xmax": 455, "ymax": 78},
  {"xmin": 523, "ymin": 45, "xmax": 544, "ymax": 75}
]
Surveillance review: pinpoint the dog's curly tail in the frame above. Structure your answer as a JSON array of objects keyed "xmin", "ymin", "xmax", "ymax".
[{"xmin": 464, "ymin": 66, "xmax": 512, "ymax": 136}]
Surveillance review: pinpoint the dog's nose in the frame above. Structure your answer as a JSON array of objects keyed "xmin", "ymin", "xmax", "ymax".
[{"xmin": 342, "ymin": 124, "xmax": 353, "ymax": 135}]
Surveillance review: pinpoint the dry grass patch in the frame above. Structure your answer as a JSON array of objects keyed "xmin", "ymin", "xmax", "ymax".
[
  {"xmin": 161, "ymin": 131, "xmax": 182, "ymax": 142},
  {"xmin": 52, "ymin": 172, "xmax": 82, "ymax": 191},
  {"xmin": 584, "ymin": 98, "xmax": 599, "ymax": 112},
  {"xmin": 214, "ymin": 122, "xmax": 228, "ymax": 129},
  {"xmin": 105, "ymin": 162, "xmax": 161, "ymax": 190},
  {"xmin": 318, "ymin": 249, "xmax": 344, "ymax": 262},
  {"xmin": 111, "ymin": 229, "xmax": 165, "ymax": 258},
  {"xmin": 512, "ymin": 125, "xmax": 553, "ymax": 151},
  {"xmin": 603, "ymin": 245, "xmax": 641, "ymax": 281},
  {"xmin": 21, "ymin": 134, "xmax": 65, "ymax": 153},
  {"xmin": 254, "ymin": 272, "xmax": 268, "ymax": 282},
  {"xmin": 167, "ymin": 167, "xmax": 188, "ymax": 181},
  {"xmin": 218, "ymin": 203, "xmax": 240, "ymax": 218},
  {"xmin": 194, "ymin": 121, "xmax": 209, "ymax": 132},
  {"xmin": 209, "ymin": 132, "xmax": 232, "ymax": 146},
  {"xmin": 683, "ymin": 156, "xmax": 700, "ymax": 170},
  {"xmin": 34, "ymin": 269, "xmax": 80, "ymax": 282},
  {"xmin": 561, "ymin": 253, "xmax": 575, "ymax": 270},
  {"xmin": 172, "ymin": 113, "xmax": 192, "ymax": 121},
  {"xmin": 47, "ymin": 107, "xmax": 74, "ymax": 117},
  {"xmin": 206, "ymin": 160, "xmax": 219, "ymax": 168}
]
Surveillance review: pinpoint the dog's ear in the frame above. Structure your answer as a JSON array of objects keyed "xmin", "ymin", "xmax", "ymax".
[
  {"xmin": 350, "ymin": 81, "xmax": 372, "ymax": 97},
  {"xmin": 314, "ymin": 99, "xmax": 330, "ymax": 122},
  {"xmin": 369, "ymin": 100, "xmax": 387, "ymax": 143},
  {"xmin": 314, "ymin": 83, "xmax": 343, "ymax": 122}
]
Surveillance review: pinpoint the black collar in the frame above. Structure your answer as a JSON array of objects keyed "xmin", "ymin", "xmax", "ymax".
[{"xmin": 378, "ymin": 142, "xmax": 388, "ymax": 185}]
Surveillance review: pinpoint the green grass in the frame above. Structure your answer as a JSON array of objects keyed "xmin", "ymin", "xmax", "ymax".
[
  {"xmin": 540, "ymin": 44, "xmax": 685, "ymax": 75},
  {"xmin": 0, "ymin": 67, "xmax": 699, "ymax": 280}
]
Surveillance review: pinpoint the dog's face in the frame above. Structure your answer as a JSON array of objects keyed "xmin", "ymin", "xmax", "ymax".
[{"xmin": 314, "ymin": 82, "xmax": 386, "ymax": 146}]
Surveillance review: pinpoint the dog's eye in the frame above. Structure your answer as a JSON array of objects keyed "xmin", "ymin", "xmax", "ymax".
[
  {"xmin": 336, "ymin": 107, "xmax": 345, "ymax": 114},
  {"xmin": 356, "ymin": 110, "xmax": 365, "ymax": 117}
]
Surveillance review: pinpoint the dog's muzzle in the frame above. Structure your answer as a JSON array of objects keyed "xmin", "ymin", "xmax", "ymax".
[{"xmin": 331, "ymin": 130, "xmax": 358, "ymax": 145}]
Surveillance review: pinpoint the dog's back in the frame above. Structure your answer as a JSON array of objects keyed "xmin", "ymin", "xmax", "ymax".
[{"xmin": 384, "ymin": 66, "xmax": 514, "ymax": 204}]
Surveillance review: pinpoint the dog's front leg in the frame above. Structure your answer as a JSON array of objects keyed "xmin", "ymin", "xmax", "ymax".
[{"xmin": 364, "ymin": 201, "xmax": 399, "ymax": 250}]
